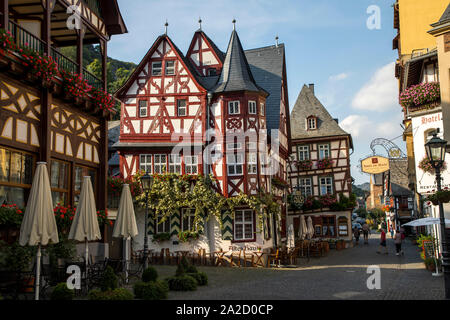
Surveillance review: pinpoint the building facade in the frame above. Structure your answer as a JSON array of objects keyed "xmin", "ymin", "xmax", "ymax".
[
  {"xmin": 114, "ymin": 25, "xmax": 290, "ymax": 254},
  {"xmin": 287, "ymin": 84, "xmax": 354, "ymax": 242},
  {"xmin": 0, "ymin": 0, "xmax": 127, "ymax": 253}
]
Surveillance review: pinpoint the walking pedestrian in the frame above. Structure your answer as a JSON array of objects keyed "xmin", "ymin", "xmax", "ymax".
[
  {"xmin": 377, "ymin": 228, "xmax": 388, "ymax": 254},
  {"xmin": 390, "ymin": 226, "xmax": 394, "ymax": 239},
  {"xmin": 353, "ymin": 227, "xmax": 360, "ymax": 245},
  {"xmin": 362, "ymin": 223, "xmax": 370, "ymax": 244},
  {"xmin": 394, "ymin": 229, "xmax": 404, "ymax": 256}
]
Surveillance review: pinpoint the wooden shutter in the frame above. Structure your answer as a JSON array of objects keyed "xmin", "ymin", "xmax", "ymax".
[
  {"xmin": 221, "ymin": 211, "xmax": 233, "ymax": 240},
  {"xmin": 171, "ymin": 210, "xmax": 181, "ymax": 236}
]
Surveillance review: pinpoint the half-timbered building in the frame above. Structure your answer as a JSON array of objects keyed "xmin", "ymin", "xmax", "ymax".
[
  {"xmin": 287, "ymin": 84, "xmax": 354, "ymax": 242},
  {"xmin": 114, "ymin": 24, "xmax": 290, "ymax": 254},
  {"xmin": 0, "ymin": 0, "xmax": 127, "ymax": 251}
]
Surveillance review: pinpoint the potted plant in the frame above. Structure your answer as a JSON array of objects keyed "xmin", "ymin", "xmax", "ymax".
[
  {"xmin": 297, "ymin": 160, "xmax": 313, "ymax": 171},
  {"xmin": 177, "ymin": 231, "xmax": 200, "ymax": 243},
  {"xmin": 317, "ymin": 158, "xmax": 334, "ymax": 170}
]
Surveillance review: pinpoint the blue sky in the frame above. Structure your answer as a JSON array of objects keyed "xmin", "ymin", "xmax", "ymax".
[{"xmin": 109, "ymin": 0, "xmax": 405, "ymax": 185}]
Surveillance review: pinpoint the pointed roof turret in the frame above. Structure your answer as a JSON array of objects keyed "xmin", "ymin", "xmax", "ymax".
[{"xmin": 213, "ymin": 29, "xmax": 267, "ymax": 95}]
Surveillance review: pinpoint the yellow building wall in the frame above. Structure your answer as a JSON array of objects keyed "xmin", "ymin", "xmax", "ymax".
[{"xmin": 399, "ymin": 0, "xmax": 448, "ymax": 57}]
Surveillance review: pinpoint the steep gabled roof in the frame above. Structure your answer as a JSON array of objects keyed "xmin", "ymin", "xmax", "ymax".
[
  {"xmin": 193, "ymin": 30, "xmax": 226, "ymax": 63},
  {"xmin": 291, "ymin": 85, "xmax": 351, "ymax": 142},
  {"xmin": 213, "ymin": 30, "xmax": 267, "ymax": 95},
  {"xmin": 115, "ymin": 35, "xmax": 205, "ymax": 98},
  {"xmin": 246, "ymin": 44, "xmax": 285, "ymax": 134}
]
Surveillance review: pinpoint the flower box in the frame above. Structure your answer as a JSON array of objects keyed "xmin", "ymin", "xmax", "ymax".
[
  {"xmin": 400, "ymin": 82, "xmax": 441, "ymax": 110},
  {"xmin": 297, "ymin": 160, "xmax": 313, "ymax": 171},
  {"xmin": 317, "ymin": 158, "xmax": 334, "ymax": 170}
]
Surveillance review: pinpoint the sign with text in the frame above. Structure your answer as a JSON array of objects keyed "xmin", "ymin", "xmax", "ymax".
[
  {"xmin": 411, "ymin": 111, "xmax": 450, "ymax": 195},
  {"xmin": 361, "ymin": 156, "xmax": 390, "ymax": 174}
]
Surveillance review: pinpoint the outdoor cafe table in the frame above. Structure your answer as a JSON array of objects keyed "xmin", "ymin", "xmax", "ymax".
[{"xmin": 214, "ymin": 251, "xmax": 238, "ymax": 267}]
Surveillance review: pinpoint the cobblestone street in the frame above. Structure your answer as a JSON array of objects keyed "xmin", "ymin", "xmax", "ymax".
[{"xmin": 154, "ymin": 233, "xmax": 445, "ymax": 300}]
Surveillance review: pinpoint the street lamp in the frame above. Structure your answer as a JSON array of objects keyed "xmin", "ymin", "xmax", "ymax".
[
  {"xmin": 425, "ymin": 132, "xmax": 450, "ymax": 299},
  {"xmin": 141, "ymin": 172, "xmax": 154, "ymax": 270}
]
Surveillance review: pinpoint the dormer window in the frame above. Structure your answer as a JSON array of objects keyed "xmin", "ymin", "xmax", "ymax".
[{"xmin": 307, "ymin": 116, "xmax": 317, "ymax": 130}]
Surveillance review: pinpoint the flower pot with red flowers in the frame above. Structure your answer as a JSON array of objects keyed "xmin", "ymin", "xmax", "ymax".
[
  {"xmin": 426, "ymin": 189, "xmax": 450, "ymax": 205},
  {"xmin": 317, "ymin": 158, "xmax": 334, "ymax": 170},
  {"xmin": 418, "ymin": 156, "xmax": 447, "ymax": 175},
  {"xmin": 400, "ymin": 82, "xmax": 441, "ymax": 110},
  {"xmin": 297, "ymin": 160, "xmax": 313, "ymax": 171}
]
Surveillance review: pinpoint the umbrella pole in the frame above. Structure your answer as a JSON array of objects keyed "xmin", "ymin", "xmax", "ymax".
[
  {"xmin": 85, "ymin": 239, "xmax": 89, "ymax": 293},
  {"xmin": 35, "ymin": 244, "xmax": 41, "ymax": 301},
  {"xmin": 125, "ymin": 237, "xmax": 130, "ymax": 284}
]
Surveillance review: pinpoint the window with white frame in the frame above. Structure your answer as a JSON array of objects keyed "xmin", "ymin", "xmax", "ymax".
[
  {"xmin": 156, "ymin": 214, "xmax": 170, "ymax": 234},
  {"xmin": 318, "ymin": 144, "xmax": 330, "ymax": 160},
  {"xmin": 247, "ymin": 153, "xmax": 257, "ymax": 174},
  {"xmin": 152, "ymin": 61, "xmax": 162, "ymax": 76},
  {"xmin": 154, "ymin": 154, "xmax": 167, "ymax": 174},
  {"xmin": 308, "ymin": 117, "xmax": 317, "ymax": 130},
  {"xmin": 165, "ymin": 60, "xmax": 175, "ymax": 75},
  {"xmin": 169, "ymin": 154, "xmax": 181, "ymax": 174},
  {"xmin": 248, "ymin": 101, "xmax": 257, "ymax": 114},
  {"xmin": 139, "ymin": 100, "xmax": 148, "ymax": 117},
  {"xmin": 298, "ymin": 145, "xmax": 310, "ymax": 161},
  {"xmin": 227, "ymin": 154, "xmax": 244, "ymax": 176},
  {"xmin": 228, "ymin": 101, "xmax": 240, "ymax": 115},
  {"xmin": 247, "ymin": 141, "xmax": 257, "ymax": 151},
  {"xmin": 260, "ymin": 103, "xmax": 265, "ymax": 116},
  {"xmin": 299, "ymin": 177, "xmax": 313, "ymax": 197},
  {"xmin": 177, "ymin": 99, "xmax": 187, "ymax": 117},
  {"xmin": 234, "ymin": 210, "xmax": 254, "ymax": 241},
  {"xmin": 140, "ymin": 155, "xmax": 152, "ymax": 173},
  {"xmin": 185, "ymin": 156, "xmax": 198, "ymax": 175},
  {"xmin": 227, "ymin": 142, "xmax": 242, "ymax": 150},
  {"xmin": 182, "ymin": 208, "xmax": 196, "ymax": 232},
  {"xmin": 319, "ymin": 177, "xmax": 333, "ymax": 195}
]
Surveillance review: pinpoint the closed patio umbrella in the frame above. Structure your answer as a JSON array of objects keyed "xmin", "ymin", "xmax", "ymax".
[
  {"xmin": 68, "ymin": 176, "xmax": 101, "ymax": 279},
  {"xmin": 299, "ymin": 216, "xmax": 308, "ymax": 240},
  {"xmin": 403, "ymin": 217, "xmax": 450, "ymax": 227},
  {"xmin": 112, "ymin": 184, "xmax": 138, "ymax": 283},
  {"xmin": 19, "ymin": 162, "xmax": 59, "ymax": 300},
  {"xmin": 307, "ymin": 216, "xmax": 314, "ymax": 240},
  {"xmin": 287, "ymin": 224, "xmax": 295, "ymax": 249}
]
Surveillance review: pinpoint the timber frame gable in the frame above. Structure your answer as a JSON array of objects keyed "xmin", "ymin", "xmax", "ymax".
[{"xmin": 186, "ymin": 30, "xmax": 224, "ymax": 77}]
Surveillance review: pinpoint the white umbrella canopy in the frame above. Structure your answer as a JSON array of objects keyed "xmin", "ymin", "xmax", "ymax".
[
  {"xmin": 69, "ymin": 176, "xmax": 101, "ymax": 272},
  {"xmin": 307, "ymin": 216, "xmax": 314, "ymax": 239},
  {"xmin": 287, "ymin": 224, "xmax": 295, "ymax": 248},
  {"xmin": 299, "ymin": 216, "xmax": 307, "ymax": 240},
  {"xmin": 19, "ymin": 162, "xmax": 59, "ymax": 300},
  {"xmin": 112, "ymin": 184, "xmax": 138, "ymax": 283},
  {"xmin": 112, "ymin": 184, "xmax": 138, "ymax": 239},
  {"xmin": 403, "ymin": 217, "xmax": 450, "ymax": 227}
]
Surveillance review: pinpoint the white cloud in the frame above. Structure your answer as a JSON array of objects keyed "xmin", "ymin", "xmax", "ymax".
[
  {"xmin": 351, "ymin": 62, "xmax": 398, "ymax": 112},
  {"xmin": 340, "ymin": 115, "xmax": 372, "ymax": 139},
  {"xmin": 341, "ymin": 113, "xmax": 404, "ymax": 142},
  {"xmin": 329, "ymin": 73, "xmax": 348, "ymax": 81}
]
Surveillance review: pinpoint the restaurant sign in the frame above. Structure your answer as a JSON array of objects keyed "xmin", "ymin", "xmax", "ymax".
[{"xmin": 361, "ymin": 156, "xmax": 390, "ymax": 174}]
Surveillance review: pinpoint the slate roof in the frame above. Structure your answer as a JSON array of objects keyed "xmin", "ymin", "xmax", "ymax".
[
  {"xmin": 389, "ymin": 159, "xmax": 412, "ymax": 196},
  {"xmin": 438, "ymin": 3, "xmax": 450, "ymax": 24},
  {"xmin": 245, "ymin": 44, "xmax": 285, "ymax": 136},
  {"xmin": 212, "ymin": 30, "xmax": 267, "ymax": 95},
  {"xmin": 290, "ymin": 85, "xmax": 351, "ymax": 143}
]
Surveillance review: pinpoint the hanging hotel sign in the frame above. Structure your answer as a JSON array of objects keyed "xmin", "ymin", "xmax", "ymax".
[{"xmin": 361, "ymin": 156, "xmax": 390, "ymax": 174}]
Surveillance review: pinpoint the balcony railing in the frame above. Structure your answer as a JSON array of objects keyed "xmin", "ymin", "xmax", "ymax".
[{"xmin": 7, "ymin": 20, "xmax": 104, "ymax": 90}]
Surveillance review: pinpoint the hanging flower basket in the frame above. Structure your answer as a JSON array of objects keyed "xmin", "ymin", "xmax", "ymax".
[
  {"xmin": 418, "ymin": 156, "xmax": 447, "ymax": 174},
  {"xmin": 427, "ymin": 189, "xmax": 450, "ymax": 205}
]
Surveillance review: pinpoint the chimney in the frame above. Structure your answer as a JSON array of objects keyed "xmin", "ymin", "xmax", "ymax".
[{"xmin": 309, "ymin": 83, "xmax": 315, "ymax": 95}]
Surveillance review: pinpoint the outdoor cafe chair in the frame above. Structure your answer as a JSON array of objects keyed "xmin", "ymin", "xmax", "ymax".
[{"xmin": 267, "ymin": 249, "xmax": 281, "ymax": 268}]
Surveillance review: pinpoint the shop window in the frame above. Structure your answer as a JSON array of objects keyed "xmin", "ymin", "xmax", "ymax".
[
  {"xmin": 182, "ymin": 208, "xmax": 196, "ymax": 232},
  {"xmin": 74, "ymin": 166, "xmax": 97, "ymax": 206},
  {"xmin": 322, "ymin": 216, "xmax": 336, "ymax": 237},
  {"xmin": 234, "ymin": 210, "xmax": 254, "ymax": 241},
  {"xmin": 50, "ymin": 159, "xmax": 70, "ymax": 206},
  {"xmin": 338, "ymin": 217, "xmax": 349, "ymax": 237},
  {"xmin": 0, "ymin": 147, "xmax": 34, "ymax": 207}
]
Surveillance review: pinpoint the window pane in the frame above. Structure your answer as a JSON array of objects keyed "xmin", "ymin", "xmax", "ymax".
[
  {"xmin": 244, "ymin": 224, "xmax": 253, "ymax": 239},
  {"xmin": 10, "ymin": 153, "xmax": 22, "ymax": 184},
  {"xmin": 244, "ymin": 211, "xmax": 252, "ymax": 222},
  {"xmin": 235, "ymin": 211, "xmax": 243, "ymax": 222},
  {"xmin": 236, "ymin": 165, "xmax": 243, "ymax": 175},
  {"xmin": 0, "ymin": 149, "xmax": 10, "ymax": 182},
  {"xmin": 51, "ymin": 161, "xmax": 60, "ymax": 189},
  {"xmin": 0, "ymin": 186, "xmax": 27, "ymax": 207},
  {"xmin": 235, "ymin": 225, "xmax": 243, "ymax": 240},
  {"xmin": 23, "ymin": 155, "xmax": 33, "ymax": 185}
]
